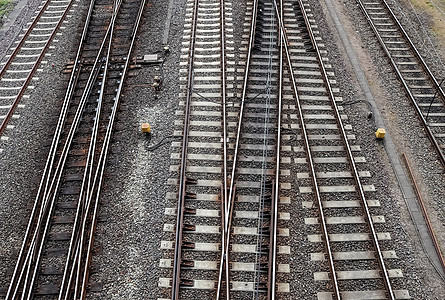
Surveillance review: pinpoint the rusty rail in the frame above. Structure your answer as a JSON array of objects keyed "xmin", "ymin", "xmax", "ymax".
[
  {"xmin": 171, "ymin": 0, "xmax": 199, "ymax": 298},
  {"xmin": 291, "ymin": 0, "xmax": 396, "ymax": 298},
  {"xmin": 267, "ymin": 0, "xmax": 284, "ymax": 298},
  {"xmin": 0, "ymin": 0, "xmax": 75, "ymax": 137},
  {"xmin": 216, "ymin": 0, "xmax": 229, "ymax": 296},
  {"xmin": 271, "ymin": 1, "xmax": 341, "ymax": 298},
  {"xmin": 402, "ymin": 153, "xmax": 445, "ymax": 274},
  {"xmin": 355, "ymin": 0, "xmax": 445, "ymax": 168},
  {"xmin": 216, "ymin": 0, "xmax": 260, "ymax": 298}
]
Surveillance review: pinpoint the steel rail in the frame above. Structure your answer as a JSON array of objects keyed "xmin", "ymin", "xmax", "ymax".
[
  {"xmin": 21, "ymin": 32, "xmax": 108, "ymax": 296},
  {"xmin": 355, "ymin": 0, "xmax": 445, "ymax": 167},
  {"xmin": 55, "ymin": 0, "xmax": 147, "ymax": 296},
  {"xmin": 171, "ymin": 0, "xmax": 199, "ymax": 298},
  {"xmin": 49, "ymin": 4, "xmax": 121, "ymax": 299},
  {"xmin": 296, "ymin": 0, "xmax": 395, "ymax": 298},
  {"xmin": 77, "ymin": 0, "xmax": 147, "ymax": 297},
  {"xmin": 0, "ymin": 0, "xmax": 76, "ymax": 137},
  {"xmin": 267, "ymin": 0, "xmax": 283, "ymax": 297},
  {"xmin": 216, "ymin": 0, "xmax": 259, "ymax": 299},
  {"xmin": 15, "ymin": 0, "xmax": 129, "ymax": 294},
  {"xmin": 217, "ymin": 182, "xmax": 226, "ymax": 300},
  {"xmin": 39, "ymin": 0, "xmax": 99, "ymax": 207},
  {"xmin": 220, "ymin": 0, "xmax": 227, "ymax": 216},
  {"xmin": 57, "ymin": 0, "xmax": 106, "ymax": 296},
  {"xmin": 22, "ymin": 59, "xmax": 104, "ymax": 300},
  {"xmin": 271, "ymin": 1, "xmax": 341, "ymax": 299},
  {"xmin": 6, "ymin": 13, "xmax": 113, "ymax": 300},
  {"xmin": 216, "ymin": 0, "xmax": 229, "ymax": 296},
  {"xmin": 402, "ymin": 153, "xmax": 445, "ymax": 276},
  {"xmin": 378, "ymin": 0, "xmax": 445, "ymax": 101},
  {"xmin": 0, "ymin": 0, "xmax": 52, "ymax": 78},
  {"xmin": 71, "ymin": 0, "xmax": 124, "ymax": 296}
]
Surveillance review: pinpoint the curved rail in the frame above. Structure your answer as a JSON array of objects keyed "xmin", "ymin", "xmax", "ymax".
[
  {"xmin": 216, "ymin": 0, "xmax": 229, "ymax": 296},
  {"xmin": 4, "ymin": 0, "xmax": 99, "ymax": 297},
  {"xmin": 271, "ymin": 1, "xmax": 340, "ymax": 298},
  {"xmin": 216, "ymin": 0, "xmax": 260, "ymax": 298},
  {"xmin": 268, "ymin": 0, "xmax": 284, "ymax": 297},
  {"xmin": 6, "ymin": 0, "xmax": 145, "ymax": 297},
  {"xmin": 301, "ymin": 0, "xmax": 395, "ymax": 298}
]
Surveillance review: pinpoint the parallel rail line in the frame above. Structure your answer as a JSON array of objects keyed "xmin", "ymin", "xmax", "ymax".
[
  {"xmin": 0, "ymin": 0, "xmax": 75, "ymax": 137},
  {"xmin": 356, "ymin": 0, "xmax": 445, "ymax": 166},
  {"xmin": 163, "ymin": 0, "xmax": 412, "ymax": 299},
  {"xmin": 275, "ymin": 0, "xmax": 410, "ymax": 298},
  {"xmin": 5, "ymin": 0, "xmax": 145, "ymax": 297},
  {"xmin": 291, "ymin": 0, "xmax": 395, "ymax": 297}
]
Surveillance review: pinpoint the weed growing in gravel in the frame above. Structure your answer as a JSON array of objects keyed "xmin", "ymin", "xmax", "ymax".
[{"xmin": 0, "ymin": 0, "xmax": 12, "ymax": 24}]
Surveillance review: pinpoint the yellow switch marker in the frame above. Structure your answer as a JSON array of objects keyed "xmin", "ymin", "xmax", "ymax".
[
  {"xmin": 141, "ymin": 123, "xmax": 151, "ymax": 133},
  {"xmin": 375, "ymin": 128, "xmax": 386, "ymax": 139}
]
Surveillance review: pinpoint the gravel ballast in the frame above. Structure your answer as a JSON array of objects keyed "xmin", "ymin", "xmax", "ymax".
[{"xmin": 0, "ymin": 0, "xmax": 444, "ymax": 298}]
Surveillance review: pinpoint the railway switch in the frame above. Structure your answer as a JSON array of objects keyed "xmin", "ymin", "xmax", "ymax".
[
  {"xmin": 375, "ymin": 128, "xmax": 386, "ymax": 139},
  {"xmin": 141, "ymin": 123, "xmax": 151, "ymax": 133}
]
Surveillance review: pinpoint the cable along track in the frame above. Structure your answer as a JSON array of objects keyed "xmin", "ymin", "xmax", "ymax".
[
  {"xmin": 0, "ymin": 0, "xmax": 76, "ymax": 139},
  {"xmin": 356, "ymin": 0, "xmax": 445, "ymax": 167},
  {"xmin": 5, "ymin": 0, "xmax": 145, "ymax": 298},
  {"xmin": 283, "ymin": 0, "xmax": 410, "ymax": 299}
]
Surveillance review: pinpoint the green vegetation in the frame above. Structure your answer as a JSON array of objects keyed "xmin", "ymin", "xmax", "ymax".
[
  {"xmin": 409, "ymin": 0, "xmax": 445, "ymax": 47},
  {"xmin": 0, "ymin": 0, "xmax": 12, "ymax": 21}
]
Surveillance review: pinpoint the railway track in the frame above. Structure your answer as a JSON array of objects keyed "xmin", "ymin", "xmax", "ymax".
[
  {"xmin": 5, "ymin": 0, "xmax": 145, "ymax": 298},
  {"xmin": 161, "ymin": 0, "xmax": 413, "ymax": 299},
  {"xmin": 160, "ymin": 0, "xmax": 237, "ymax": 298},
  {"xmin": 284, "ymin": 0, "xmax": 407, "ymax": 298},
  {"xmin": 356, "ymin": 0, "xmax": 445, "ymax": 166},
  {"xmin": 0, "ymin": 0, "xmax": 76, "ymax": 139},
  {"xmin": 218, "ymin": 0, "xmax": 285, "ymax": 298}
]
